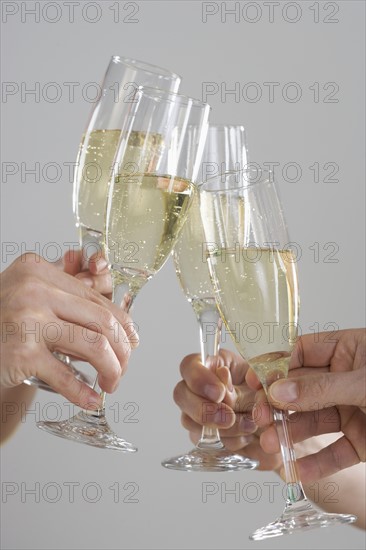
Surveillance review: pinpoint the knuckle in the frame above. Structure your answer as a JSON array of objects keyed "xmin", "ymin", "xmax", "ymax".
[
  {"xmin": 328, "ymin": 444, "xmax": 343, "ymax": 473},
  {"xmin": 97, "ymin": 306, "xmax": 116, "ymax": 331},
  {"xmin": 99, "ymin": 364, "xmax": 120, "ymax": 392},
  {"xmin": 301, "ymin": 374, "xmax": 330, "ymax": 401},
  {"xmin": 73, "ymin": 383, "xmax": 93, "ymax": 409},
  {"xmin": 122, "ymin": 321, "xmax": 139, "ymax": 348},
  {"xmin": 119, "ymin": 336, "xmax": 132, "ymax": 357},
  {"xmin": 181, "ymin": 413, "xmax": 192, "ymax": 431},
  {"xmin": 16, "ymin": 253, "xmax": 44, "ymax": 268},
  {"xmin": 20, "ymin": 278, "xmax": 47, "ymax": 300},
  {"xmin": 179, "ymin": 354, "xmax": 200, "ymax": 377},
  {"xmin": 221, "ymin": 436, "xmax": 247, "ymax": 452},
  {"xmin": 173, "ymin": 382, "xmax": 185, "ymax": 407},
  {"xmin": 114, "ymin": 340, "xmax": 131, "ymax": 371},
  {"xmin": 3, "ymin": 350, "xmax": 29, "ymax": 386},
  {"xmin": 56, "ymin": 364, "xmax": 79, "ymax": 390},
  {"xmin": 5, "ymin": 281, "xmax": 44, "ymax": 311},
  {"xmin": 91, "ymin": 334, "xmax": 110, "ymax": 354}
]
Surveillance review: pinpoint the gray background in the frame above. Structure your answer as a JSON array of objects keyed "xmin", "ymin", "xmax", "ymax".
[{"xmin": 1, "ymin": 1, "xmax": 365, "ymax": 549}]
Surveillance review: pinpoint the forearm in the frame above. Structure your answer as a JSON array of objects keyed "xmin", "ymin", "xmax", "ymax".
[{"xmin": 0, "ymin": 384, "xmax": 37, "ymax": 444}]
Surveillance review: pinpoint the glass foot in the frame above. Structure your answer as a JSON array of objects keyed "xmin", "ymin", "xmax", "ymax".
[
  {"xmin": 37, "ymin": 411, "xmax": 137, "ymax": 452},
  {"xmin": 162, "ymin": 446, "xmax": 258, "ymax": 472},
  {"xmin": 250, "ymin": 500, "xmax": 357, "ymax": 540}
]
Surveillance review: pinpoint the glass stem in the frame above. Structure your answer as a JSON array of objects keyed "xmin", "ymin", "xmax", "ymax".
[
  {"xmin": 196, "ymin": 307, "xmax": 224, "ymax": 450},
  {"xmin": 263, "ymin": 383, "xmax": 307, "ymax": 506},
  {"xmin": 54, "ymin": 228, "xmax": 105, "ymax": 397},
  {"xmin": 83, "ymin": 270, "xmax": 136, "ymax": 420}
]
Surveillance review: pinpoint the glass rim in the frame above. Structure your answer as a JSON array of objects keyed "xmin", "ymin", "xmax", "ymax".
[
  {"xmin": 198, "ymin": 169, "xmax": 274, "ymax": 192},
  {"xmin": 207, "ymin": 124, "xmax": 246, "ymax": 131},
  {"xmin": 111, "ymin": 55, "xmax": 181, "ymax": 81},
  {"xmin": 135, "ymin": 85, "xmax": 211, "ymax": 110}
]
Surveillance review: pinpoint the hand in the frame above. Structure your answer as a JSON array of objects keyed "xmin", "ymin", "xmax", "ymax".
[
  {"xmin": 173, "ymin": 350, "xmax": 283, "ymax": 470},
  {"xmin": 0, "ymin": 253, "xmax": 139, "ymax": 409},
  {"xmin": 63, "ymin": 249, "xmax": 112, "ymax": 298},
  {"xmin": 247, "ymin": 329, "xmax": 366, "ymax": 483}
]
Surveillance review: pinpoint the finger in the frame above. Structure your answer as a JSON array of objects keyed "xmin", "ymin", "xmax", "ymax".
[
  {"xmin": 268, "ymin": 370, "xmax": 365, "ymax": 411},
  {"xmin": 188, "ymin": 430, "xmax": 282, "ymax": 471},
  {"xmin": 181, "ymin": 411, "xmax": 256, "ymax": 437},
  {"xmin": 252, "ymin": 393, "xmax": 273, "ymax": 428},
  {"xmin": 215, "ymin": 365, "xmax": 257, "ymax": 417},
  {"xmin": 219, "ymin": 435, "xmax": 254, "ymax": 451},
  {"xmin": 286, "ymin": 436, "xmax": 362, "ymax": 484},
  {"xmin": 88, "ymin": 252, "xmax": 109, "ymax": 275},
  {"xmin": 38, "ymin": 260, "xmax": 126, "ymax": 320},
  {"xmin": 216, "ymin": 366, "xmax": 236, "ymax": 406},
  {"xmin": 259, "ymin": 407, "xmax": 342, "ymax": 454},
  {"xmin": 76, "ymin": 270, "xmax": 112, "ymax": 296},
  {"xmin": 245, "ymin": 367, "xmax": 262, "ymax": 391},
  {"xmin": 289, "ymin": 329, "xmax": 366, "ymax": 370},
  {"xmin": 217, "ymin": 349, "xmax": 249, "ymax": 377},
  {"xmin": 174, "ymin": 382, "xmax": 235, "ymax": 428},
  {"xmin": 63, "ymin": 250, "xmax": 83, "ymax": 276},
  {"xmin": 179, "ymin": 355, "xmax": 226, "ymax": 402},
  {"xmin": 52, "ymin": 287, "xmax": 138, "ymax": 351},
  {"xmin": 290, "ymin": 332, "xmax": 340, "ymax": 370},
  {"xmin": 250, "ymin": 368, "xmax": 332, "ymax": 429},
  {"xmin": 36, "ymin": 351, "xmax": 102, "ymax": 409},
  {"xmin": 47, "ymin": 323, "xmax": 126, "ymax": 393},
  {"xmin": 242, "ymin": 439, "xmax": 283, "ymax": 472}
]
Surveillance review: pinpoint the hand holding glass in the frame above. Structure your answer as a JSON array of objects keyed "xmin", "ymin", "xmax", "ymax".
[
  {"xmin": 163, "ymin": 126, "xmax": 258, "ymax": 471},
  {"xmin": 37, "ymin": 87, "xmax": 210, "ymax": 451},
  {"xmin": 200, "ymin": 169, "xmax": 356, "ymax": 538}
]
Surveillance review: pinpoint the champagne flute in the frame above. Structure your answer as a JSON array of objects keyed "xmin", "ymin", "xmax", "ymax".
[
  {"xmin": 37, "ymin": 87, "xmax": 210, "ymax": 451},
  {"xmin": 25, "ymin": 56, "xmax": 181, "ymax": 393},
  {"xmin": 200, "ymin": 169, "xmax": 356, "ymax": 538},
  {"xmin": 74, "ymin": 56, "xmax": 181, "ymax": 262},
  {"xmin": 162, "ymin": 125, "xmax": 258, "ymax": 471}
]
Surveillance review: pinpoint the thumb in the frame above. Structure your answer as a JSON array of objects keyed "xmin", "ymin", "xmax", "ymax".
[{"xmin": 268, "ymin": 370, "xmax": 365, "ymax": 411}]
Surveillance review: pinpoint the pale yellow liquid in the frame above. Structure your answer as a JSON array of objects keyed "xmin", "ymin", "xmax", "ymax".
[
  {"xmin": 107, "ymin": 173, "xmax": 194, "ymax": 294},
  {"xmin": 208, "ymin": 248, "xmax": 299, "ymax": 383},
  {"xmin": 74, "ymin": 129, "xmax": 163, "ymax": 233},
  {"xmin": 174, "ymin": 193, "xmax": 214, "ymax": 315}
]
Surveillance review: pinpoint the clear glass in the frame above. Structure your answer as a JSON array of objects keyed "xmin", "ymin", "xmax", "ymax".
[
  {"xmin": 200, "ymin": 169, "xmax": 356, "ymax": 537},
  {"xmin": 26, "ymin": 56, "xmax": 181, "ymax": 393},
  {"xmin": 162, "ymin": 125, "xmax": 257, "ymax": 471},
  {"xmin": 37, "ymin": 87, "xmax": 210, "ymax": 451}
]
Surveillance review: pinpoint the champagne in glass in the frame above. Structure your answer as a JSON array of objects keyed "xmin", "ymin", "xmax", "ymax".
[
  {"xmin": 200, "ymin": 169, "xmax": 356, "ymax": 537},
  {"xmin": 74, "ymin": 56, "xmax": 181, "ymax": 253},
  {"xmin": 107, "ymin": 172, "xmax": 194, "ymax": 302}
]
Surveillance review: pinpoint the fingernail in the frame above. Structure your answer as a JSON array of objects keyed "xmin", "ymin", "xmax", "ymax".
[
  {"xmin": 80, "ymin": 277, "xmax": 93, "ymax": 287},
  {"xmin": 96, "ymin": 258, "xmax": 108, "ymax": 272},
  {"xmin": 84, "ymin": 396, "xmax": 102, "ymax": 410},
  {"xmin": 252, "ymin": 404, "xmax": 260, "ymax": 423},
  {"xmin": 225, "ymin": 367, "xmax": 234, "ymax": 393},
  {"xmin": 204, "ymin": 384, "xmax": 224, "ymax": 402},
  {"xmin": 270, "ymin": 380, "xmax": 298, "ymax": 402}
]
